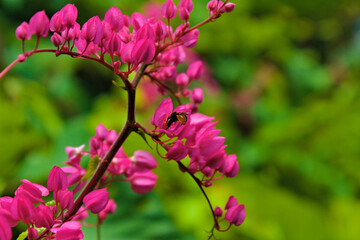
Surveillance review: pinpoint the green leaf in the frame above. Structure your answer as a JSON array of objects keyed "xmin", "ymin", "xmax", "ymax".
[
  {"xmin": 16, "ymin": 231, "xmax": 28, "ymax": 240},
  {"xmin": 81, "ymin": 155, "xmax": 100, "ymax": 181},
  {"xmin": 45, "ymin": 200, "xmax": 56, "ymax": 206},
  {"xmin": 135, "ymin": 128, "xmax": 152, "ymax": 150}
]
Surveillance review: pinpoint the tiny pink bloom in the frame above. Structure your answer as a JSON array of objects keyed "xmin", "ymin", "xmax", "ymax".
[
  {"xmin": 75, "ymin": 38, "xmax": 99, "ymax": 56},
  {"xmin": 127, "ymin": 171, "xmax": 157, "ymax": 194},
  {"xmin": 131, "ymin": 38, "xmax": 155, "ymax": 64},
  {"xmin": 47, "ymin": 166, "xmax": 68, "ymax": 192},
  {"xmin": 131, "ymin": 12, "xmax": 148, "ymax": 31},
  {"xmin": 16, "ymin": 22, "xmax": 31, "ymax": 40},
  {"xmin": 51, "ymin": 33, "xmax": 63, "ymax": 47},
  {"xmin": 35, "ymin": 204, "xmax": 54, "ymax": 229},
  {"xmin": 29, "ymin": 10, "xmax": 49, "ymax": 37},
  {"xmin": 166, "ymin": 140, "xmax": 188, "ymax": 161},
  {"xmin": 131, "ymin": 150, "xmax": 158, "ymax": 172},
  {"xmin": 224, "ymin": 2, "xmax": 235, "ymax": 13},
  {"xmin": 161, "ymin": 0, "xmax": 177, "ymax": 19},
  {"xmin": 60, "ymin": 4, "xmax": 78, "ymax": 28},
  {"xmin": 64, "ymin": 144, "xmax": 87, "ymax": 167},
  {"xmin": 0, "ymin": 198, "xmax": 18, "ymax": 227},
  {"xmin": 199, "ymin": 134, "xmax": 225, "ymax": 157},
  {"xmin": 98, "ymin": 199, "xmax": 117, "ymax": 223},
  {"xmin": 180, "ymin": 28, "xmax": 199, "ymax": 48},
  {"xmin": 50, "ymin": 11, "xmax": 65, "ymax": 32},
  {"xmin": 176, "ymin": 73, "xmax": 189, "ymax": 86},
  {"xmin": 157, "ymin": 66, "xmax": 177, "ymax": 81},
  {"xmin": 83, "ymin": 188, "xmax": 109, "ymax": 214},
  {"xmin": 95, "ymin": 123, "xmax": 108, "ymax": 140},
  {"xmin": 51, "ymin": 221, "xmax": 84, "ymax": 240},
  {"xmin": 179, "ymin": 0, "xmax": 194, "ymax": 12},
  {"xmin": 151, "ymin": 97, "xmax": 173, "ymax": 129},
  {"xmin": 206, "ymin": 148, "xmax": 226, "ymax": 169},
  {"xmin": 190, "ymin": 88, "xmax": 203, "ymax": 104},
  {"xmin": 225, "ymin": 204, "xmax": 246, "ymax": 226},
  {"xmin": 21, "ymin": 179, "xmax": 49, "ymax": 197},
  {"xmin": 80, "ymin": 16, "xmax": 103, "ymax": 44},
  {"xmin": 153, "ymin": 20, "xmax": 166, "ymax": 41},
  {"xmin": 179, "ymin": 7, "xmax": 190, "ymax": 21},
  {"xmin": 187, "ymin": 60, "xmax": 204, "ymax": 80},
  {"xmin": 62, "ymin": 166, "xmax": 86, "ymax": 186},
  {"xmin": 0, "ymin": 212, "xmax": 12, "ymax": 240},
  {"xmin": 54, "ymin": 189, "xmax": 74, "ymax": 210},
  {"xmin": 214, "ymin": 206, "xmax": 223, "ymax": 217},
  {"xmin": 28, "ymin": 227, "xmax": 38, "ymax": 240},
  {"xmin": 104, "ymin": 6, "xmax": 124, "ymax": 31}
]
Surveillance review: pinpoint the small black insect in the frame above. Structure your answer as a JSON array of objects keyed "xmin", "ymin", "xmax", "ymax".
[{"xmin": 166, "ymin": 112, "xmax": 188, "ymax": 129}]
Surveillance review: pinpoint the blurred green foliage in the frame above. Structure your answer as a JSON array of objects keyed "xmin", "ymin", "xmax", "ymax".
[{"xmin": 1, "ymin": 0, "xmax": 360, "ymax": 239}]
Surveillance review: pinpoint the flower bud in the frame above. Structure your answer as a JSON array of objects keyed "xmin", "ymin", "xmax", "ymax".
[
  {"xmin": 179, "ymin": 0, "xmax": 194, "ymax": 12},
  {"xmin": 0, "ymin": 213, "xmax": 12, "ymax": 240},
  {"xmin": 135, "ymin": 24, "xmax": 155, "ymax": 42},
  {"xmin": 225, "ymin": 204, "xmax": 246, "ymax": 226},
  {"xmin": 180, "ymin": 28, "xmax": 199, "ymax": 48},
  {"xmin": 47, "ymin": 166, "xmax": 68, "ymax": 192},
  {"xmin": 16, "ymin": 22, "xmax": 31, "ymax": 40},
  {"xmin": 225, "ymin": 195, "xmax": 238, "ymax": 210},
  {"xmin": 190, "ymin": 88, "xmax": 203, "ymax": 104},
  {"xmin": 28, "ymin": 227, "xmax": 38, "ymax": 240},
  {"xmin": 98, "ymin": 199, "xmax": 117, "ymax": 223},
  {"xmin": 131, "ymin": 12, "xmax": 147, "ymax": 31},
  {"xmin": 61, "ymin": 4, "xmax": 78, "ymax": 28},
  {"xmin": 214, "ymin": 206, "xmax": 223, "ymax": 217},
  {"xmin": 67, "ymin": 22, "xmax": 80, "ymax": 42},
  {"xmin": 29, "ymin": 10, "xmax": 49, "ymax": 37},
  {"xmin": 179, "ymin": 7, "xmax": 190, "ymax": 21},
  {"xmin": 104, "ymin": 6, "xmax": 124, "ymax": 31},
  {"xmin": 51, "ymin": 33, "xmax": 63, "ymax": 47},
  {"xmin": 161, "ymin": 0, "xmax": 177, "ymax": 19},
  {"xmin": 49, "ymin": 11, "xmax": 65, "ymax": 33},
  {"xmin": 131, "ymin": 39, "xmax": 155, "ymax": 64},
  {"xmin": 224, "ymin": 2, "xmax": 236, "ymax": 13},
  {"xmin": 54, "ymin": 189, "xmax": 74, "ymax": 210},
  {"xmin": 186, "ymin": 60, "xmax": 204, "ymax": 80},
  {"xmin": 127, "ymin": 171, "xmax": 157, "ymax": 194},
  {"xmin": 176, "ymin": 73, "xmax": 189, "ymax": 86},
  {"xmin": 105, "ymin": 32, "xmax": 122, "ymax": 56},
  {"xmin": 35, "ymin": 204, "xmax": 54, "ymax": 229},
  {"xmin": 166, "ymin": 140, "xmax": 188, "ymax": 161},
  {"xmin": 80, "ymin": 16, "xmax": 103, "ymax": 44},
  {"xmin": 83, "ymin": 188, "xmax": 109, "ymax": 214},
  {"xmin": 132, "ymin": 150, "xmax": 158, "ymax": 172},
  {"xmin": 51, "ymin": 221, "xmax": 84, "ymax": 240},
  {"xmin": 120, "ymin": 41, "xmax": 135, "ymax": 64},
  {"xmin": 11, "ymin": 196, "xmax": 35, "ymax": 224}
]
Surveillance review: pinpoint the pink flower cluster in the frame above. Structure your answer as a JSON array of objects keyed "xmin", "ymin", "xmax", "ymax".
[
  {"xmin": 0, "ymin": 168, "xmax": 112, "ymax": 239},
  {"xmin": 215, "ymin": 196, "xmax": 246, "ymax": 227},
  {"xmin": 152, "ymin": 97, "xmax": 239, "ymax": 186}
]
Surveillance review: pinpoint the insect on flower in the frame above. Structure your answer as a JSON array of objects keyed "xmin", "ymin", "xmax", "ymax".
[{"xmin": 166, "ymin": 112, "xmax": 188, "ymax": 129}]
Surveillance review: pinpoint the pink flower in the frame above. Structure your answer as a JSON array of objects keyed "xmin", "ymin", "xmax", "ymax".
[
  {"xmin": 179, "ymin": 0, "xmax": 194, "ymax": 13},
  {"xmin": 131, "ymin": 12, "xmax": 148, "ymax": 31},
  {"xmin": 151, "ymin": 97, "xmax": 173, "ymax": 129},
  {"xmin": 135, "ymin": 24, "xmax": 155, "ymax": 42},
  {"xmin": 16, "ymin": 22, "xmax": 31, "ymax": 40},
  {"xmin": 127, "ymin": 171, "xmax": 157, "ymax": 194},
  {"xmin": 176, "ymin": 73, "xmax": 189, "ymax": 86},
  {"xmin": 28, "ymin": 227, "xmax": 38, "ymax": 240},
  {"xmin": 66, "ymin": 22, "xmax": 80, "ymax": 42},
  {"xmin": 131, "ymin": 38, "xmax": 155, "ymax": 64},
  {"xmin": 83, "ymin": 188, "xmax": 109, "ymax": 214},
  {"xmin": 131, "ymin": 150, "xmax": 158, "ymax": 173},
  {"xmin": 64, "ymin": 144, "xmax": 87, "ymax": 167},
  {"xmin": 120, "ymin": 41, "xmax": 135, "ymax": 64},
  {"xmin": 190, "ymin": 88, "xmax": 203, "ymax": 104},
  {"xmin": 47, "ymin": 166, "xmax": 68, "ymax": 192},
  {"xmin": 60, "ymin": 4, "xmax": 78, "ymax": 28},
  {"xmin": 104, "ymin": 32, "xmax": 122, "ymax": 56},
  {"xmin": 29, "ymin": 10, "xmax": 49, "ymax": 37},
  {"xmin": 166, "ymin": 140, "xmax": 188, "ymax": 161},
  {"xmin": 80, "ymin": 16, "xmax": 103, "ymax": 44},
  {"xmin": 72, "ymin": 206, "xmax": 88, "ymax": 221},
  {"xmin": 98, "ymin": 199, "xmax": 117, "ymax": 223},
  {"xmin": 186, "ymin": 60, "xmax": 204, "ymax": 80},
  {"xmin": 15, "ymin": 179, "xmax": 48, "ymax": 204},
  {"xmin": 179, "ymin": 7, "xmax": 190, "ymax": 21},
  {"xmin": 11, "ymin": 195, "xmax": 35, "ymax": 223},
  {"xmin": 180, "ymin": 28, "xmax": 199, "ymax": 48},
  {"xmin": 224, "ymin": 3, "xmax": 236, "ymax": 13},
  {"xmin": 62, "ymin": 166, "xmax": 86, "ymax": 186},
  {"xmin": 35, "ymin": 204, "xmax": 54, "ymax": 229},
  {"xmin": 0, "ymin": 197, "xmax": 17, "ymax": 227},
  {"xmin": 51, "ymin": 221, "xmax": 84, "ymax": 240},
  {"xmin": 54, "ymin": 189, "xmax": 74, "ymax": 210},
  {"xmin": 161, "ymin": 0, "xmax": 177, "ymax": 19},
  {"xmin": 220, "ymin": 154, "xmax": 239, "ymax": 178},
  {"xmin": 50, "ymin": 11, "xmax": 65, "ymax": 32},
  {"xmin": 214, "ymin": 206, "xmax": 223, "ymax": 217},
  {"xmin": 104, "ymin": 6, "xmax": 124, "ymax": 31},
  {"xmin": 224, "ymin": 204, "xmax": 246, "ymax": 226},
  {"xmin": 0, "ymin": 212, "xmax": 12, "ymax": 240},
  {"xmin": 51, "ymin": 33, "xmax": 63, "ymax": 47}
]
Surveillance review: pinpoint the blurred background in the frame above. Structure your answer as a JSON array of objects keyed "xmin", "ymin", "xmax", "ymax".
[{"xmin": 1, "ymin": 0, "xmax": 360, "ymax": 239}]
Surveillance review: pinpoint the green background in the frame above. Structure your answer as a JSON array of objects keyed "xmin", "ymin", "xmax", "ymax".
[{"xmin": 1, "ymin": 0, "xmax": 360, "ymax": 239}]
